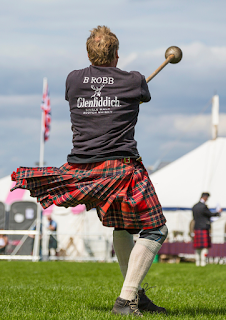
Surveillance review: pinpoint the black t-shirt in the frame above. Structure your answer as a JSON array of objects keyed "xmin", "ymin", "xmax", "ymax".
[{"xmin": 65, "ymin": 65, "xmax": 151, "ymax": 163}]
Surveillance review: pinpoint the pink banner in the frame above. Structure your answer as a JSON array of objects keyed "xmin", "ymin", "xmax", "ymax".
[
  {"xmin": 71, "ymin": 204, "xmax": 86, "ymax": 214},
  {"xmin": 5, "ymin": 182, "xmax": 26, "ymax": 205}
]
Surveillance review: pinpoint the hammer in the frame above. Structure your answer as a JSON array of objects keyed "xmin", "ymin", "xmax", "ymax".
[{"xmin": 146, "ymin": 46, "xmax": 183, "ymax": 83}]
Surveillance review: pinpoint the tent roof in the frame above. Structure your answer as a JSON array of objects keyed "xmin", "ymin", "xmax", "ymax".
[{"xmin": 150, "ymin": 137, "xmax": 226, "ymax": 209}]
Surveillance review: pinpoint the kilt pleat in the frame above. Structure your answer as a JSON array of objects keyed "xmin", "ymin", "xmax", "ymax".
[{"xmin": 11, "ymin": 160, "xmax": 166, "ymax": 229}]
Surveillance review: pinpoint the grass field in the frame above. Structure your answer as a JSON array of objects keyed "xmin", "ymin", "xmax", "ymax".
[{"xmin": 0, "ymin": 261, "xmax": 225, "ymax": 320}]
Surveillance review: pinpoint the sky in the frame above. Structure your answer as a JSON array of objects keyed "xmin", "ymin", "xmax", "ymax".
[{"xmin": 1, "ymin": 0, "xmax": 226, "ymax": 178}]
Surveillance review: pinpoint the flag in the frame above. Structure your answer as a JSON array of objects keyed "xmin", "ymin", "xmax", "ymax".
[{"xmin": 41, "ymin": 80, "xmax": 51, "ymax": 142}]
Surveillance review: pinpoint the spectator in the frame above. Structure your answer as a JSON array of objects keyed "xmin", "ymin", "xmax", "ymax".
[
  {"xmin": 192, "ymin": 192, "xmax": 222, "ymax": 266},
  {"xmin": 47, "ymin": 216, "xmax": 58, "ymax": 258},
  {"xmin": 0, "ymin": 230, "xmax": 8, "ymax": 254}
]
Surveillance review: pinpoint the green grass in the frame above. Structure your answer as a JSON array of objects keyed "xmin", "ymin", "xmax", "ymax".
[{"xmin": 0, "ymin": 261, "xmax": 225, "ymax": 319}]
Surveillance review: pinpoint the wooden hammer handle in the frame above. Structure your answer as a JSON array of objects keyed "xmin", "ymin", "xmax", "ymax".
[{"xmin": 145, "ymin": 54, "xmax": 175, "ymax": 83}]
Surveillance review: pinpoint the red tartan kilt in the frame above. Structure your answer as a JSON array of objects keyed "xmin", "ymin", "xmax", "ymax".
[
  {"xmin": 193, "ymin": 229, "xmax": 211, "ymax": 249},
  {"xmin": 11, "ymin": 159, "xmax": 166, "ymax": 230}
]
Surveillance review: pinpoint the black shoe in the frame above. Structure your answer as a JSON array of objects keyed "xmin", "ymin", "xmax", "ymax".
[
  {"xmin": 112, "ymin": 296, "xmax": 143, "ymax": 317},
  {"xmin": 138, "ymin": 284, "xmax": 167, "ymax": 314}
]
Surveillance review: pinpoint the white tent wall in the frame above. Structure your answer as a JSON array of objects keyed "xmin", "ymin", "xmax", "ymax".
[
  {"xmin": 83, "ymin": 209, "xmax": 114, "ymax": 260},
  {"xmin": 211, "ymin": 214, "xmax": 226, "ymax": 243},
  {"xmin": 150, "ymin": 137, "xmax": 226, "ymax": 244},
  {"xmin": 162, "ymin": 211, "xmax": 226, "ymax": 244},
  {"xmin": 0, "ymin": 175, "xmax": 17, "ymax": 208},
  {"xmin": 42, "ymin": 208, "xmax": 113, "ymax": 260},
  {"xmin": 162, "ymin": 210, "xmax": 193, "ymax": 242}
]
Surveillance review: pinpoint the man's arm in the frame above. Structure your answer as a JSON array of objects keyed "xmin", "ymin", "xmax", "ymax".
[
  {"xmin": 48, "ymin": 221, "xmax": 57, "ymax": 231},
  {"xmin": 203, "ymin": 205, "xmax": 220, "ymax": 218},
  {"xmin": 140, "ymin": 77, "xmax": 151, "ymax": 103}
]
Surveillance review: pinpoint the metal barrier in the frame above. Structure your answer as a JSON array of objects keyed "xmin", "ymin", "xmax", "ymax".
[
  {"xmin": 1, "ymin": 228, "xmax": 226, "ymax": 263},
  {"xmin": 0, "ymin": 229, "xmax": 115, "ymax": 262}
]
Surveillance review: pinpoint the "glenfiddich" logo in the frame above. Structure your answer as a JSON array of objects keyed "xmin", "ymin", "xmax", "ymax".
[{"xmin": 77, "ymin": 96, "xmax": 120, "ymax": 108}]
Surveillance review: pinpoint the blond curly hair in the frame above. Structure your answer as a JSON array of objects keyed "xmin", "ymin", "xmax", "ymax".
[{"xmin": 86, "ymin": 26, "xmax": 119, "ymax": 66}]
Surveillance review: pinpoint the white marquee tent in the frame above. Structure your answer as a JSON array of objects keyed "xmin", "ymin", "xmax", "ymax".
[{"xmin": 150, "ymin": 137, "xmax": 226, "ymax": 243}]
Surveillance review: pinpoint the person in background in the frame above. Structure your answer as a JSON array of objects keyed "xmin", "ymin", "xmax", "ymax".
[
  {"xmin": 192, "ymin": 192, "xmax": 222, "ymax": 266},
  {"xmin": 0, "ymin": 230, "xmax": 8, "ymax": 254},
  {"xmin": 47, "ymin": 216, "xmax": 58, "ymax": 258}
]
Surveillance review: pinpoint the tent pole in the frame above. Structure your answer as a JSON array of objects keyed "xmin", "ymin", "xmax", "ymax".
[{"xmin": 212, "ymin": 95, "xmax": 219, "ymax": 140}]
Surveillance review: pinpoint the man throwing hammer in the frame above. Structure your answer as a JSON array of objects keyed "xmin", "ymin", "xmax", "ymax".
[{"xmin": 11, "ymin": 25, "xmax": 168, "ymax": 317}]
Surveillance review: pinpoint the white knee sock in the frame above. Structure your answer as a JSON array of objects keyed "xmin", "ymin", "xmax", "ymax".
[
  {"xmin": 120, "ymin": 238, "xmax": 161, "ymax": 301},
  {"xmin": 201, "ymin": 248, "xmax": 208, "ymax": 266},
  {"xmin": 113, "ymin": 230, "xmax": 134, "ymax": 278},
  {"xmin": 195, "ymin": 249, "xmax": 201, "ymax": 266}
]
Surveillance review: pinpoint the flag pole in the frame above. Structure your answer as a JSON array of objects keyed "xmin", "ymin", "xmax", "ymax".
[
  {"xmin": 39, "ymin": 111, "xmax": 45, "ymax": 167},
  {"xmin": 39, "ymin": 77, "xmax": 47, "ymax": 167},
  {"xmin": 33, "ymin": 77, "xmax": 48, "ymax": 261}
]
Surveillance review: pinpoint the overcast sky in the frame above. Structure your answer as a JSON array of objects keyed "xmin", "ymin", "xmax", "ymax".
[{"xmin": 1, "ymin": 0, "xmax": 226, "ymax": 178}]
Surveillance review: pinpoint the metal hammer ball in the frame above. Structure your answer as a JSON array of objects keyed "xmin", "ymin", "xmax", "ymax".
[
  {"xmin": 165, "ymin": 46, "xmax": 183, "ymax": 64},
  {"xmin": 145, "ymin": 45, "xmax": 183, "ymax": 84}
]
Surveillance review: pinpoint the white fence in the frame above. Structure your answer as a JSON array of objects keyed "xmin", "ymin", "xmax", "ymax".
[{"xmin": 0, "ymin": 228, "xmax": 115, "ymax": 262}]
